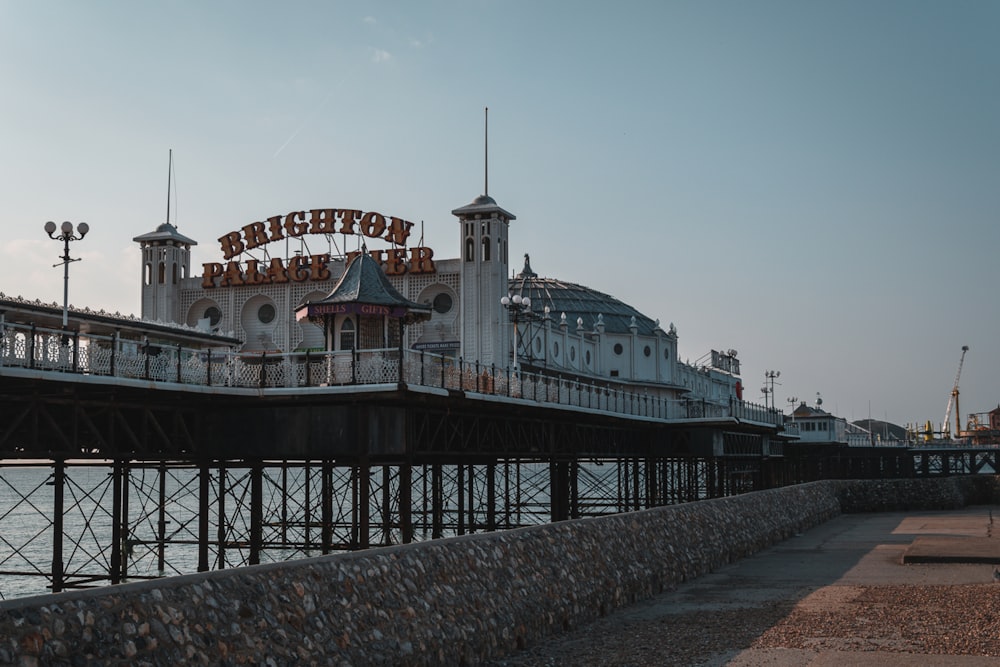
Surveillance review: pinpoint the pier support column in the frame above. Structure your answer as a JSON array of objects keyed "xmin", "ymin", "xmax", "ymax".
[
  {"xmin": 249, "ymin": 461, "xmax": 263, "ymax": 565},
  {"xmin": 400, "ymin": 463, "xmax": 413, "ymax": 544},
  {"xmin": 550, "ymin": 459, "xmax": 570, "ymax": 523},
  {"xmin": 51, "ymin": 459, "xmax": 65, "ymax": 593},
  {"xmin": 110, "ymin": 459, "xmax": 123, "ymax": 584},
  {"xmin": 198, "ymin": 461, "xmax": 210, "ymax": 572},
  {"xmin": 431, "ymin": 464, "xmax": 443, "ymax": 539}
]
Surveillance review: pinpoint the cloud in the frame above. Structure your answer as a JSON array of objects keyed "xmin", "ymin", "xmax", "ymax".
[
  {"xmin": 372, "ymin": 49, "xmax": 392, "ymax": 64},
  {"xmin": 363, "ymin": 16, "xmax": 376, "ymax": 25}
]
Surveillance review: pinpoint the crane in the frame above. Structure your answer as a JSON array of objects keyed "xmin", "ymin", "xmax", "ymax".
[{"xmin": 942, "ymin": 345, "xmax": 969, "ymax": 440}]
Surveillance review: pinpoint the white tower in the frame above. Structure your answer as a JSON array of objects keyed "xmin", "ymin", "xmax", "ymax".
[
  {"xmin": 133, "ymin": 223, "xmax": 196, "ymax": 323},
  {"xmin": 452, "ymin": 194, "xmax": 515, "ymax": 368}
]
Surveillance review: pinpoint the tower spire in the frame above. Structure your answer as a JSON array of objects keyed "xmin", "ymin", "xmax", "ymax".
[
  {"xmin": 484, "ymin": 106, "xmax": 489, "ymax": 196},
  {"xmin": 166, "ymin": 149, "xmax": 172, "ymax": 225}
]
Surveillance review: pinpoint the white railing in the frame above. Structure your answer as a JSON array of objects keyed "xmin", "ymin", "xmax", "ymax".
[{"xmin": 0, "ymin": 320, "xmax": 785, "ymax": 427}]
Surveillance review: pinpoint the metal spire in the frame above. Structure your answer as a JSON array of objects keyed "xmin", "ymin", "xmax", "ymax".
[
  {"xmin": 166, "ymin": 149, "xmax": 172, "ymax": 225},
  {"xmin": 484, "ymin": 107, "xmax": 489, "ymax": 197}
]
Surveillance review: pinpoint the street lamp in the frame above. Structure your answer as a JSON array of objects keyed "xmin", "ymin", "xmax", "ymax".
[
  {"xmin": 500, "ymin": 293, "xmax": 532, "ymax": 370},
  {"xmin": 760, "ymin": 369, "xmax": 780, "ymax": 410},
  {"xmin": 44, "ymin": 221, "xmax": 89, "ymax": 331}
]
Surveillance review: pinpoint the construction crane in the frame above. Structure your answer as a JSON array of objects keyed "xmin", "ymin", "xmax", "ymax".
[{"xmin": 942, "ymin": 345, "xmax": 969, "ymax": 440}]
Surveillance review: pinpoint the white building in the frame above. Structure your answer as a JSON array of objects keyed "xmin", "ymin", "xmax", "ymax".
[{"xmin": 133, "ymin": 192, "xmax": 746, "ymax": 406}]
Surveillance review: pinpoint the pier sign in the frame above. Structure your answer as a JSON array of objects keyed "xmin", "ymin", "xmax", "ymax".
[{"xmin": 201, "ymin": 208, "xmax": 437, "ymax": 288}]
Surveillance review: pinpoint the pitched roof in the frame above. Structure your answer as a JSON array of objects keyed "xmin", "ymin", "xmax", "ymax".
[
  {"xmin": 295, "ymin": 251, "xmax": 431, "ymax": 323},
  {"xmin": 132, "ymin": 222, "xmax": 198, "ymax": 246}
]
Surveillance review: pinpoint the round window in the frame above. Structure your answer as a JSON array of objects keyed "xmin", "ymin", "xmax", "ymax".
[
  {"xmin": 258, "ymin": 303, "xmax": 276, "ymax": 324},
  {"xmin": 534, "ymin": 337, "xmax": 543, "ymax": 354},
  {"xmin": 204, "ymin": 306, "xmax": 222, "ymax": 326},
  {"xmin": 643, "ymin": 345, "xmax": 651, "ymax": 357},
  {"xmin": 553, "ymin": 341, "xmax": 560, "ymax": 358},
  {"xmin": 432, "ymin": 293, "xmax": 453, "ymax": 314},
  {"xmin": 613, "ymin": 343, "xmax": 623, "ymax": 355},
  {"xmin": 585, "ymin": 350, "xmax": 591, "ymax": 365},
  {"xmin": 570, "ymin": 346, "xmax": 576, "ymax": 362}
]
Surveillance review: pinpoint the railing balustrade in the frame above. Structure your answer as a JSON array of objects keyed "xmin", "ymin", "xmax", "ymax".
[{"xmin": 0, "ymin": 320, "xmax": 784, "ymax": 427}]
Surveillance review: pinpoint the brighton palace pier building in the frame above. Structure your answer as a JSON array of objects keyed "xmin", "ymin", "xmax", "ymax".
[{"xmin": 131, "ymin": 192, "xmax": 745, "ymax": 406}]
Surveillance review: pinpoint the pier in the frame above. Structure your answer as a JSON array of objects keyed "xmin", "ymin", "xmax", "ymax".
[{"xmin": 1, "ymin": 303, "xmax": 787, "ymax": 596}]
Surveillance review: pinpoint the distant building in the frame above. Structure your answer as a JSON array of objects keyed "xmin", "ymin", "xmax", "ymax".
[{"xmin": 788, "ymin": 400, "xmax": 847, "ymax": 445}]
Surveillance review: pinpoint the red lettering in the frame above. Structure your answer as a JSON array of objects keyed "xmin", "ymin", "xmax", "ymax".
[
  {"xmin": 308, "ymin": 209, "xmax": 337, "ymax": 234},
  {"xmin": 284, "ymin": 211, "xmax": 309, "ymax": 237},
  {"xmin": 287, "ymin": 255, "xmax": 309, "ymax": 282},
  {"xmin": 360, "ymin": 211, "xmax": 386, "ymax": 239},
  {"xmin": 309, "ymin": 253, "xmax": 331, "ymax": 281},
  {"xmin": 267, "ymin": 215, "xmax": 285, "ymax": 242},
  {"xmin": 265, "ymin": 257, "xmax": 289, "ymax": 284},
  {"xmin": 385, "ymin": 216, "xmax": 413, "ymax": 246},
  {"xmin": 337, "ymin": 209, "xmax": 361, "ymax": 235},
  {"xmin": 243, "ymin": 259, "xmax": 267, "ymax": 285},
  {"xmin": 408, "ymin": 246, "xmax": 436, "ymax": 274},
  {"xmin": 242, "ymin": 222, "xmax": 270, "ymax": 251},
  {"xmin": 218, "ymin": 232, "xmax": 245, "ymax": 261},
  {"xmin": 384, "ymin": 248, "xmax": 407, "ymax": 275},
  {"xmin": 220, "ymin": 261, "xmax": 246, "ymax": 287},
  {"xmin": 201, "ymin": 263, "xmax": 223, "ymax": 289}
]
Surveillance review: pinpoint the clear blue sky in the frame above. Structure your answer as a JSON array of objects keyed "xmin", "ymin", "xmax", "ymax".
[{"xmin": 1, "ymin": 1, "xmax": 997, "ymax": 429}]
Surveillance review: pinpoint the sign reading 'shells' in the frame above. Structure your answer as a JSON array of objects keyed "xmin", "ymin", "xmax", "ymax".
[{"xmin": 201, "ymin": 208, "xmax": 436, "ymax": 288}]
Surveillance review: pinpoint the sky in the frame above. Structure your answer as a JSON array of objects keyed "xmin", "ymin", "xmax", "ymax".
[{"xmin": 1, "ymin": 1, "xmax": 997, "ymax": 430}]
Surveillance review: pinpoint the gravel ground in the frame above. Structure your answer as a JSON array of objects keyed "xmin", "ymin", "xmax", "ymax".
[{"xmin": 486, "ymin": 583, "xmax": 1000, "ymax": 666}]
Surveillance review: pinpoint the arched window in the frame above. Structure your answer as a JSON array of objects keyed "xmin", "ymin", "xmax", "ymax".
[
  {"xmin": 465, "ymin": 237, "xmax": 474, "ymax": 262},
  {"xmin": 340, "ymin": 318, "xmax": 356, "ymax": 351},
  {"xmin": 157, "ymin": 262, "xmax": 165, "ymax": 284},
  {"xmin": 482, "ymin": 236, "xmax": 491, "ymax": 261},
  {"xmin": 144, "ymin": 263, "xmax": 152, "ymax": 286},
  {"xmin": 172, "ymin": 263, "xmax": 178, "ymax": 285}
]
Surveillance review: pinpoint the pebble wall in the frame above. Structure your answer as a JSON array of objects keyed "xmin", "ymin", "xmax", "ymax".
[{"xmin": 0, "ymin": 477, "xmax": 992, "ymax": 666}]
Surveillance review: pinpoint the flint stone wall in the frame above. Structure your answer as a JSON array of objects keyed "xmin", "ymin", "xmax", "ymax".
[{"xmin": 0, "ymin": 477, "xmax": 995, "ymax": 666}]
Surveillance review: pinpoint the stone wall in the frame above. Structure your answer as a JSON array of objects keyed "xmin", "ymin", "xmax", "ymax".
[{"xmin": 0, "ymin": 478, "xmax": 992, "ymax": 666}]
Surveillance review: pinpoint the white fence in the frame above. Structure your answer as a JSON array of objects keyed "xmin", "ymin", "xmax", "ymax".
[{"xmin": 0, "ymin": 321, "xmax": 783, "ymax": 427}]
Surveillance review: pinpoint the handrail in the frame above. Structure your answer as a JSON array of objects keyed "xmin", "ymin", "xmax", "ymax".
[{"xmin": 0, "ymin": 320, "xmax": 785, "ymax": 427}]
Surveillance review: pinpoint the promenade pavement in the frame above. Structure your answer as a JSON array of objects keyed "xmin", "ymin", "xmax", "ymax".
[{"xmin": 492, "ymin": 506, "xmax": 1000, "ymax": 666}]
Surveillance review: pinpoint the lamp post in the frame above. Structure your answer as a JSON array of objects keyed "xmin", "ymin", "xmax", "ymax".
[
  {"xmin": 500, "ymin": 293, "xmax": 532, "ymax": 371},
  {"xmin": 760, "ymin": 369, "xmax": 780, "ymax": 410},
  {"xmin": 44, "ymin": 221, "xmax": 89, "ymax": 331}
]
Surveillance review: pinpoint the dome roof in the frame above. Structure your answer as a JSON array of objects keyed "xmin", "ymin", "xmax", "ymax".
[{"xmin": 508, "ymin": 254, "xmax": 663, "ymax": 336}]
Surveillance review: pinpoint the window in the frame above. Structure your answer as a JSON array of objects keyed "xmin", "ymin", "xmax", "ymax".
[
  {"xmin": 570, "ymin": 346, "xmax": 576, "ymax": 362},
  {"xmin": 482, "ymin": 236, "xmax": 491, "ymax": 261},
  {"xmin": 553, "ymin": 341, "xmax": 560, "ymax": 358},
  {"xmin": 664, "ymin": 349, "xmax": 670, "ymax": 360},
  {"xmin": 204, "ymin": 306, "xmax": 222, "ymax": 326},
  {"xmin": 585, "ymin": 350, "xmax": 591, "ymax": 365},
  {"xmin": 643, "ymin": 345, "xmax": 651, "ymax": 357},
  {"xmin": 258, "ymin": 303, "xmax": 276, "ymax": 324},
  {"xmin": 340, "ymin": 319, "xmax": 356, "ymax": 351},
  {"xmin": 613, "ymin": 343, "xmax": 623, "ymax": 355},
  {"xmin": 465, "ymin": 238, "xmax": 474, "ymax": 262},
  {"xmin": 432, "ymin": 293, "xmax": 453, "ymax": 314}
]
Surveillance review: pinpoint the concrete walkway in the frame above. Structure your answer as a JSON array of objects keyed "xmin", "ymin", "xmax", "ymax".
[{"xmin": 494, "ymin": 506, "xmax": 1000, "ymax": 666}]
